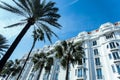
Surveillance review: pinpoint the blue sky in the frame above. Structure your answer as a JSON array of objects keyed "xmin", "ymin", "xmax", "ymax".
[{"xmin": 0, "ymin": 0, "xmax": 120, "ymax": 60}]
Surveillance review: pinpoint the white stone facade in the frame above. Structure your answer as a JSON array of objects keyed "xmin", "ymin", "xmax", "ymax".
[{"xmin": 1, "ymin": 21, "xmax": 120, "ymax": 80}]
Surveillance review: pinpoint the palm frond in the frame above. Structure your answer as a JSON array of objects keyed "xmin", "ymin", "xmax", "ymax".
[
  {"xmin": 4, "ymin": 22, "xmax": 25, "ymax": 28},
  {"xmin": 39, "ymin": 17, "xmax": 62, "ymax": 29},
  {"xmin": 0, "ymin": 1, "xmax": 26, "ymax": 16},
  {"xmin": 43, "ymin": 1, "xmax": 55, "ymax": 11},
  {"xmin": 0, "ymin": 34, "xmax": 9, "ymax": 57},
  {"xmin": 12, "ymin": 0, "xmax": 31, "ymax": 17},
  {"xmin": 18, "ymin": 0, "xmax": 31, "ymax": 14},
  {"xmin": 60, "ymin": 57, "xmax": 67, "ymax": 69}
]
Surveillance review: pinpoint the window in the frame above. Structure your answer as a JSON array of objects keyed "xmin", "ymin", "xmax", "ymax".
[
  {"xmin": 96, "ymin": 68, "xmax": 103, "ymax": 79},
  {"xmin": 75, "ymin": 69, "xmax": 77, "ymax": 76},
  {"xmin": 112, "ymin": 52, "xmax": 120, "ymax": 60},
  {"xmin": 78, "ymin": 59, "xmax": 82, "ymax": 65},
  {"xmin": 78, "ymin": 68, "xmax": 82, "ymax": 77},
  {"xmin": 105, "ymin": 32, "xmax": 114, "ymax": 39},
  {"xmin": 116, "ymin": 64, "xmax": 120, "ymax": 74},
  {"xmin": 107, "ymin": 45, "xmax": 109, "ymax": 48},
  {"xmin": 93, "ymin": 41, "xmax": 97, "ymax": 46},
  {"xmin": 78, "ymin": 58, "xmax": 85, "ymax": 65},
  {"xmin": 116, "ymin": 42, "xmax": 119, "ymax": 46},
  {"xmin": 94, "ymin": 49, "xmax": 99, "ymax": 55},
  {"xmin": 55, "ymin": 73, "xmax": 58, "ymax": 80},
  {"xmin": 109, "ymin": 42, "xmax": 116, "ymax": 48},
  {"xmin": 111, "ymin": 65, "xmax": 115, "ymax": 73},
  {"xmin": 107, "ymin": 42, "xmax": 119, "ymax": 49},
  {"xmin": 83, "ymin": 58, "xmax": 86, "ymax": 63},
  {"xmin": 95, "ymin": 58, "xmax": 101, "ymax": 66},
  {"xmin": 108, "ymin": 54, "xmax": 112, "ymax": 59}
]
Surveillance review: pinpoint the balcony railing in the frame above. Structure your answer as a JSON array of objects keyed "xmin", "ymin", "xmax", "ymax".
[
  {"xmin": 96, "ymin": 75, "xmax": 104, "ymax": 79},
  {"xmin": 114, "ymin": 59, "xmax": 120, "ymax": 63}
]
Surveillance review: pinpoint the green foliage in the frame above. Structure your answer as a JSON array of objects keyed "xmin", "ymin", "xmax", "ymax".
[
  {"xmin": 0, "ymin": 34, "xmax": 9, "ymax": 59},
  {"xmin": 55, "ymin": 40, "xmax": 84, "ymax": 68},
  {"xmin": 32, "ymin": 51, "xmax": 54, "ymax": 79},
  {"xmin": 45, "ymin": 57, "xmax": 53, "ymax": 72},
  {"xmin": 0, "ymin": 59, "xmax": 21, "ymax": 77}
]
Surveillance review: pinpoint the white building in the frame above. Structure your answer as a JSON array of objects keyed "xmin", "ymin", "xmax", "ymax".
[{"xmin": 1, "ymin": 21, "xmax": 120, "ymax": 80}]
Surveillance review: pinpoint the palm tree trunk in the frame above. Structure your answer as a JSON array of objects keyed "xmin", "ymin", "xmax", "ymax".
[
  {"xmin": 46, "ymin": 71, "xmax": 50, "ymax": 80},
  {"xmin": 37, "ymin": 64, "xmax": 44, "ymax": 80},
  {"xmin": 65, "ymin": 55, "xmax": 70, "ymax": 80},
  {"xmin": 6, "ymin": 74, "xmax": 10, "ymax": 80},
  {"xmin": 16, "ymin": 39, "xmax": 36, "ymax": 80},
  {"xmin": 0, "ymin": 22, "xmax": 33, "ymax": 72}
]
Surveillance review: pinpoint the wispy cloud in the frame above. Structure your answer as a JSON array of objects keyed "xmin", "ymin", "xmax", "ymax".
[
  {"xmin": 66, "ymin": 0, "xmax": 79, "ymax": 7},
  {"xmin": 0, "ymin": 21, "xmax": 23, "ymax": 39},
  {"xmin": 69, "ymin": 0, "xmax": 79, "ymax": 5}
]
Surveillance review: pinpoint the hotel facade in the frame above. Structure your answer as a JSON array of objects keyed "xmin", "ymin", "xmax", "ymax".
[{"xmin": 1, "ymin": 21, "xmax": 120, "ymax": 80}]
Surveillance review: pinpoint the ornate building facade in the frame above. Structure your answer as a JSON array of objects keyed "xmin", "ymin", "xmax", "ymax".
[{"xmin": 1, "ymin": 21, "xmax": 120, "ymax": 80}]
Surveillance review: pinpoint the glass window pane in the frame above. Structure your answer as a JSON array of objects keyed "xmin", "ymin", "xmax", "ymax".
[
  {"xmin": 78, "ymin": 68, "xmax": 82, "ymax": 77},
  {"xmin": 96, "ymin": 68, "xmax": 102, "ymax": 79},
  {"xmin": 116, "ymin": 65, "xmax": 120, "ymax": 74},
  {"xmin": 95, "ymin": 58, "xmax": 101, "ymax": 65},
  {"xmin": 112, "ymin": 52, "xmax": 120, "ymax": 60},
  {"xmin": 94, "ymin": 49, "xmax": 98, "ymax": 55},
  {"xmin": 108, "ymin": 54, "xmax": 112, "ymax": 59},
  {"xmin": 111, "ymin": 65, "xmax": 115, "ymax": 73},
  {"xmin": 93, "ymin": 41, "xmax": 97, "ymax": 46}
]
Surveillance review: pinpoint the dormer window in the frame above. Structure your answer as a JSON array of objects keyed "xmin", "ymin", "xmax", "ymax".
[{"xmin": 105, "ymin": 32, "xmax": 114, "ymax": 39}]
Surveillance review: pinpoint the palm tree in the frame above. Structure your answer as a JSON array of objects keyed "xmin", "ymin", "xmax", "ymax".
[
  {"xmin": 16, "ymin": 27, "xmax": 45, "ymax": 80},
  {"xmin": 0, "ymin": 0, "xmax": 61, "ymax": 71},
  {"xmin": 32, "ymin": 51, "xmax": 54, "ymax": 80},
  {"xmin": 0, "ymin": 59, "xmax": 21, "ymax": 80},
  {"xmin": 0, "ymin": 60, "xmax": 14, "ymax": 80},
  {"xmin": 44, "ymin": 57, "xmax": 54, "ymax": 80},
  {"xmin": 55, "ymin": 40, "xmax": 84, "ymax": 80},
  {"xmin": 0, "ymin": 34, "xmax": 9, "ymax": 59},
  {"xmin": 11, "ymin": 59, "xmax": 22, "ymax": 80},
  {"xmin": 32, "ymin": 52, "xmax": 47, "ymax": 80}
]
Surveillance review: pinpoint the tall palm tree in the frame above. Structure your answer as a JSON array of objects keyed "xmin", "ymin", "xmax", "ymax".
[
  {"xmin": 16, "ymin": 27, "xmax": 45, "ymax": 80},
  {"xmin": 32, "ymin": 51, "xmax": 54, "ymax": 80},
  {"xmin": 55, "ymin": 40, "xmax": 84, "ymax": 80},
  {"xmin": 0, "ymin": 34, "xmax": 9, "ymax": 59},
  {"xmin": 0, "ymin": 0, "xmax": 61, "ymax": 71}
]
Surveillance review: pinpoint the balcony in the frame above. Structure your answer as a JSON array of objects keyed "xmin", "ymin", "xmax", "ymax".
[
  {"xmin": 114, "ymin": 59, "xmax": 120, "ymax": 63},
  {"xmin": 96, "ymin": 65, "xmax": 102, "ymax": 69},
  {"xmin": 76, "ymin": 75, "xmax": 86, "ymax": 80},
  {"xmin": 117, "ymin": 73, "xmax": 120, "ymax": 79},
  {"xmin": 94, "ymin": 54, "xmax": 101, "ymax": 58},
  {"xmin": 96, "ymin": 75, "xmax": 104, "ymax": 80},
  {"xmin": 76, "ymin": 77, "xmax": 84, "ymax": 80},
  {"xmin": 110, "ymin": 47, "xmax": 119, "ymax": 51}
]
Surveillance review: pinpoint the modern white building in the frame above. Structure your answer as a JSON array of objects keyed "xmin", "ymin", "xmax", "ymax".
[{"xmin": 1, "ymin": 21, "xmax": 120, "ymax": 80}]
